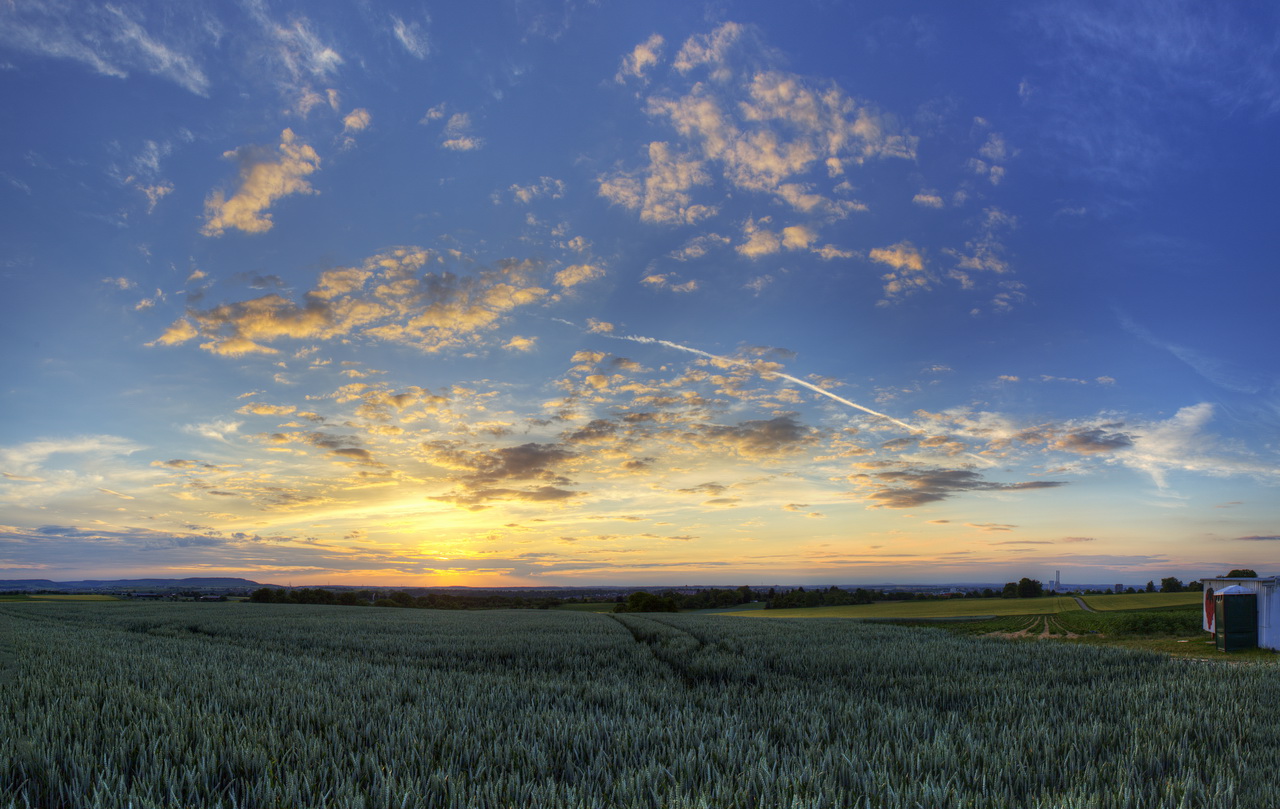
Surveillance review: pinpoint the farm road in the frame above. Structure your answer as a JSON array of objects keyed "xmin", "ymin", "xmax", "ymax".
[{"xmin": 1073, "ymin": 597, "xmax": 1096, "ymax": 612}]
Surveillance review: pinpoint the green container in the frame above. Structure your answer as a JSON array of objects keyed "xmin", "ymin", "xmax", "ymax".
[{"xmin": 1215, "ymin": 592, "xmax": 1258, "ymax": 651}]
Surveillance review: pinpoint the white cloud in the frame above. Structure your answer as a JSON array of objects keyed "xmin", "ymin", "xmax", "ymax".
[
  {"xmin": 1121, "ymin": 403, "xmax": 1280, "ymax": 489},
  {"xmin": 0, "ymin": 1, "xmax": 210, "ymax": 95},
  {"xmin": 0, "ymin": 436, "xmax": 143, "ymax": 477},
  {"xmin": 391, "ymin": 16, "xmax": 430, "ymax": 59},
  {"xmin": 182, "ymin": 420, "xmax": 242, "ymax": 443},
  {"xmin": 244, "ymin": 1, "xmax": 342, "ymax": 106}
]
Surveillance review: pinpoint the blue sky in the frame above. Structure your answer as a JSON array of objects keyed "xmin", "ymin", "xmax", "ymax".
[{"xmin": 2, "ymin": 0, "xmax": 1277, "ymax": 586}]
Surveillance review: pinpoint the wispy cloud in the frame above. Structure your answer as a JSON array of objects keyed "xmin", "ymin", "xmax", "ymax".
[
  {"xmin": 390, "ymin": 15, "xmax": 430, "ymax": 59},
  {"xmin": 0, "ymin": 1, "xmax": 210, "ymax": 95}
]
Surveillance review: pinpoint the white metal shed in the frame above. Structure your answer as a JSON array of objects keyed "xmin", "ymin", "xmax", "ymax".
[{"xmin": 1200, "ymin": 577, "xmax": 1280, "ymax": 650}]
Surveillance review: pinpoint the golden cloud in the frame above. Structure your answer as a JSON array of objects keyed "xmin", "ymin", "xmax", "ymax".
[
  {"xmin": 201, "ymin": 129, "xmax": 321, "ymax": 236},
  {"xmin": 555, "ymin": 263, "xmax": 605, "ymax": 288},
  {"xmin": 151, "ymin": 248, "xmax": 551, "ymax": 355}
]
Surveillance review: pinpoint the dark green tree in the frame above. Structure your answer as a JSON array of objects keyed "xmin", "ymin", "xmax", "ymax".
[
  {"xmin": 1001, "ymin": 582, "xmax": 1019, "ymax": 598},
  {"xmin": 1017, "ymin": 578, "xmax": 1043, "ymax": 598},
  {"xmin": 1225, "ymin": 569, "xmax": 1258, "ymax": 578},
  {"xmin": 614, "ymin": 591, "xmax": 677, "ymax": 613},
  {"xmin": 1160, "ymin": 577, "xmax": 1183, "ymax": 593},
  {"xmin": 1145, "ymin": 580, "xmax": 1156, "ymax": 593}
]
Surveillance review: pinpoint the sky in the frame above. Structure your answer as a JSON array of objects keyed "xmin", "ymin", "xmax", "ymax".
[{"xmin": 2, "ymin": 0, "xmax": 1278, "ymax": 587}]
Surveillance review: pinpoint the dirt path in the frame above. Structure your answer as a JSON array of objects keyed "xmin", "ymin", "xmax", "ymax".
[{"xmin": 1073, "ymin": 596, "xmax": 1096, "ymax": 612}]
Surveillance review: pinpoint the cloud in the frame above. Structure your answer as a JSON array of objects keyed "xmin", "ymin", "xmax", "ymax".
[
  {"xmin": 1, "ymin": 436, "xmax": 142, "ymax": 476},
  {"xmin": 342, "ymin": 108, "xmax": 371, "ymax": 133},
  {"xmin": 441, "ymin": 113, "xmax": 483, "ymax": 151},
  {"xmin": 1121, "ymin": 402, "xmax": 1280, "ymax": 488},
  {"xmin": 1055, "ymin": 428, "xmax": 1134, "ymax": 454},
  {"xmin": 598, "ymin": 141, "xmax": 716, "ymax": 225},
  {"xmin": 913, "ymin": 192, "xmax": 944, "ymax": 208},
  {"xmin": 617, "ymin": 33, "xmax": 664, "ymax": 82},
  {"xmin": 640, "ymin": 273, "xmax": 697, "ymax": 293},
  {"xmin": 201, "ymin": 129, "xmax": 321, "ymax": 236},
  {"xmin": 672, "ymin": 21, "xmax": 750, "ymax": 79},
  {"xmin": 236, "ymin": 402, "xmax": 298, "ymax": 417},
  {"xmin": 869, "ymin": 241, "xmax": 931, "ymax": 301},
  {"xmin": 242, "ymin": 2, "xmax": 342, "ymax": 109},
  {"xmin": 1027, "ymin": 0, "xmax": 1280, "ymax": 180},
  {"xmin": 390, "ymin": 15, "xmax": 429, "ymax": 59},
  {"xmin": 1237, "ymin": 536, "xmax": 1280, "ymax": 542},
  {"xmin": 605, "ymin": 24, "xmax": 915, "ymax": 221},
  {"xmin": 422, "ymin": 440, "xmax": 582, "ymax": 509},
  {"xmin": 503, "ymin": 335, "xmax": 537, "ymax": 352},
  {"xmin": 0, "ymin": 1, "xmax": 210, "ymax": 95},
  {"xmin": 509, "ymin": 176, "xmax": 565, "ymax": 204},
  {"xmin": 555, "ymin": 264, "xmax": 604, "ymax": 288},
  {"xmin": 670, "ymin": 233, "xmax": 730, "ymax": 261},
  {"xmin": 151, "ymin": 247, "xmax": 551, "ymax": 355},
  {"xmin": 1118, "ymin": 311, "xmax": 1264, "ymax": 395},
  {"xmin": 850, "ymin": 466, "xmax": 1065, "ymax": 508},
  {"xmin": 182, "ymin": 420, "xmax": 241, "ymax": 443},
  {"xmin": 688, "ymin": 415, "xmax": 816, "ymax": 459}
]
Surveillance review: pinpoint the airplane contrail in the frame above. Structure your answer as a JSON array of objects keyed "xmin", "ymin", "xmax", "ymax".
[{"xmin": 604, "ymin": 332, "xmax": 923, "ymax": 434}]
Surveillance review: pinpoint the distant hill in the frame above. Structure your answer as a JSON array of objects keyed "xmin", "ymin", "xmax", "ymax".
[{"xmin": 0, "ymin": 577, "xmax": 272, "ymax": 592}]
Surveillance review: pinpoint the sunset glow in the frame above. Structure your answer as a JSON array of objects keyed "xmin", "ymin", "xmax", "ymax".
[{"xmin": 2, "ymin": 1, "xmax": 1278, "ymax": 585}]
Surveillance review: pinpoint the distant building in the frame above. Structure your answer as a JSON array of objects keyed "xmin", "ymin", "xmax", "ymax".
[{"xmin": 1200, "ymin": 576, "xmax": 1280, "ymax": 650}]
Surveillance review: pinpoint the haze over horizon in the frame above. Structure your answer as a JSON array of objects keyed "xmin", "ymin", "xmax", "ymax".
[{"xmin": 2, "ymin": 0, "xmax": 1278, "ymax": 587}]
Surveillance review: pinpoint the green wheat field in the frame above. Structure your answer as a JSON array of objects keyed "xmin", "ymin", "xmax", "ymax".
[{"xmin": 1, "ymin": 598, "xmax": 1274, "ymax": 809}]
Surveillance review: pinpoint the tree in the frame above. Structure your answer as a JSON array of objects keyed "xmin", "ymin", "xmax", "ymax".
[
  {"xmin": 1001, "ymin": 582, "xmax": 1019, "ymax": 599},
  {"xmin": 1160, "ymin": 577, "xmax": 1183, "ymax": 593},
  {"xmin": 1017, "ymin": 578, "xmax": 1043, "ymax": 599},
  {"xmin": 614, "ymin": 591, "xmax": 677, "ymax": 613},
  {"xmin": 1225, "ymin": 569, "xmax": 1258, "ymax": 578},
  {"xmin": 1145, "ymin": 580, "xmax": 1156, "ymax": 593}
]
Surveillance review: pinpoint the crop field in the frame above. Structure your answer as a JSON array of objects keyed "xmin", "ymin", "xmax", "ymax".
[
  {"xmin": 4, "ymin": 601, "xmax": 1280, "ymax": 809},
  {"xmin": 0, "ymin": 594, "xmax": 122, "ymax": 602},
  {"xmin": 1081, "ymin": 592, "xmax": 1204, "ymax": 610},
  {"xmin": 738, "ymin": 595, "xmax": 1083, "ymax": 619}
]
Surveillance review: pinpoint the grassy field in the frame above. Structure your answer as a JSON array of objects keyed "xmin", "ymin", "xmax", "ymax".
[
  {"xmin": 733, "ymin": 595, "xmax": 1083, "ymax": 619},
  {"xmin": 0, "ymin": 594, "xmax": 121, "ymax": 602},
  {"xmin": 1081, "ymin": 592, "xmax": 1203, "ymax": 610},
  {"xmin": 3, "ymin": 601, "xmax": 1280, "ymax": 808}
]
